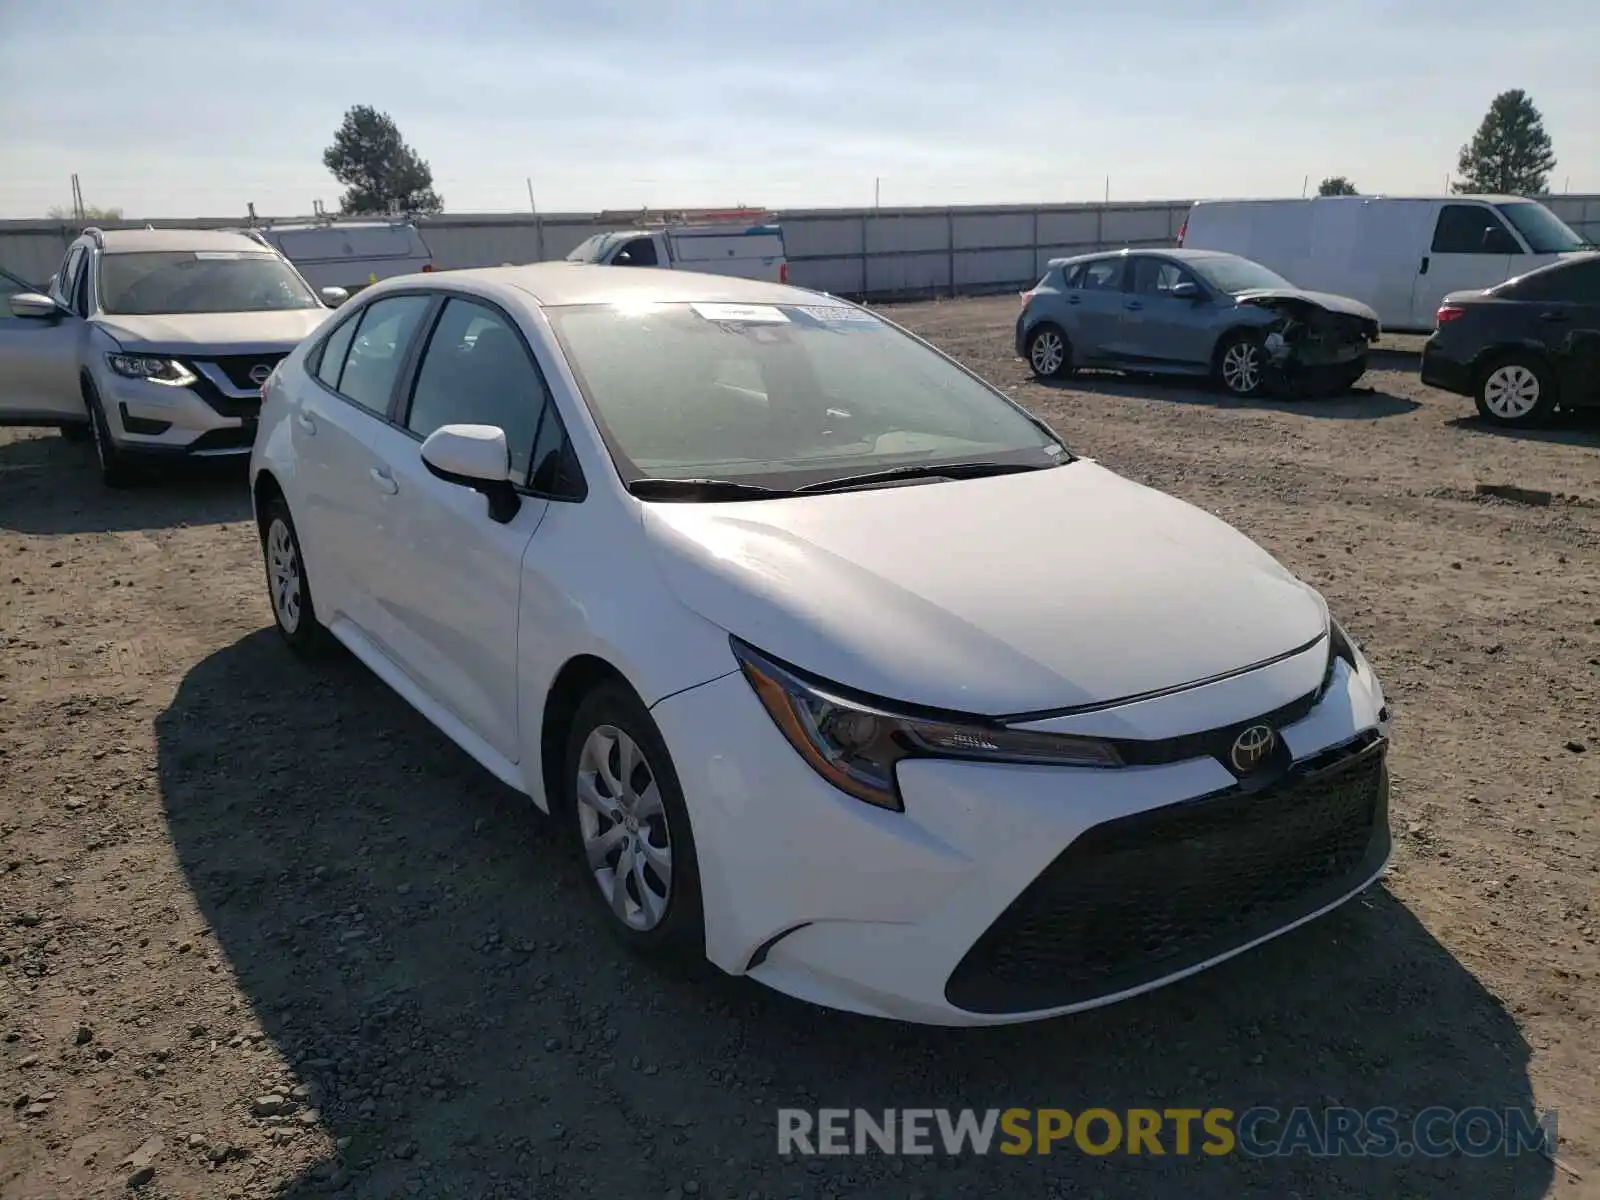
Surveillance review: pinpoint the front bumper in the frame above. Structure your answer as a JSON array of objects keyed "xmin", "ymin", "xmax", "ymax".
[
  {"xmin": 1419, "ymin": 337, "xmax": 1473, "ymax": 396},
  {"xmin": 94, "ymin": 353, "xmax": 282, "ymax": 457},
  {"xmin": 651, "ymin": 639, "xmax": 1390, "ymax": 1026}
]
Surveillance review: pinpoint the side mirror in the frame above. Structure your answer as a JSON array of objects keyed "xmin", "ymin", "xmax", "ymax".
[
  {"xmin": 9, "ymin": 292, "xmax": 63, "ymax": 320},
  {"xmin": 420, "ymin": 424, "xmax": 521, "ymax": 524},
  {"xmin": 1170, "ymin": 281, "xmax": 1203, "ymax": 300},
  {"xmin": 320, "ymin": 286, "xmax": 349, "ymax": 308}
]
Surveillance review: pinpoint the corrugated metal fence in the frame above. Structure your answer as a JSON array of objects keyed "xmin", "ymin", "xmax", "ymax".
[{"xmin": 3, "ymin": 196, "xmax": 1598, "ymax": 302}]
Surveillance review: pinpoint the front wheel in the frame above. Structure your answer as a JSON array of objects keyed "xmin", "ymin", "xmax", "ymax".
[
  {"xmin": 1025, "ymin": 324, "xmax": 1072, "ymax": 379},
  {"xmin": 59, "ymin": 423, "xmax": 92, "ymax": 445},
  {"xmin": 563, "ymin": 683, "xmax": 704, "ymax": 961},
  {"xmin": 1475, "ymin": 355, "xmax": 1557, "ymax": 427},
  {"xmin": 1216, "ymin": 332, "xmax": 1266, "ymax": 397},
  {"xmin": 84, "ymin": 383, "xmax": 137, "ymax": 487}
]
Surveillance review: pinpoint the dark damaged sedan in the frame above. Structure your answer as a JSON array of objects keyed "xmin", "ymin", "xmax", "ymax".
[{"xmin": 1018, "ymin": 248, "xmax": 1380, "ymax": 399}]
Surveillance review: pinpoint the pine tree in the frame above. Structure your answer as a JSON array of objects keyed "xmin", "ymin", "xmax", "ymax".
[
  {"xmin": 1451, "ymin": 90, "xmax": 1556, "ymax": 195},
  {"xmin": 322, "ymin": 106, "xmax": 443, "ymax": 215}
]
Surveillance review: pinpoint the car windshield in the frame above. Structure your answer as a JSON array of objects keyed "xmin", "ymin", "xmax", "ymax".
[
  {"xmin": 545, "ymin": 301, "xmax": 1066, "ymax": 490},
  {"xmin": 1494, "ymin": 202, "xmax": 1588, "ymax": 254},
  {"xmin": 99, "ymin": 251, "xmax": 320, "ymax": 315},
  {"xmin": 1190, "ymin": 256, "xmax": 1295, "ymax": 294}
]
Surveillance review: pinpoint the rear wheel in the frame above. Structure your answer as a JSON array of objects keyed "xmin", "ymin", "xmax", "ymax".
[
  {"xmin": 261, "ymin": 499, "xmax": 331, "ymax": 656},
  {"xmin": 1216, "ymin": 332, "xmax": 1266, "ymax": 397},
  {"xmin": 1474, "ymin": 354, "xmax": 1557, "ymax": 427},
  {"xmin": 1025, "ymin": 324, "xmax": 1072, "ymax": 379}
]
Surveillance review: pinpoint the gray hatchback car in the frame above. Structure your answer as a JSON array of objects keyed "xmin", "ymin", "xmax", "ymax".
[{"xmin": 1015, "ymin": 248, "xmax": 1380, "ymax": 398}]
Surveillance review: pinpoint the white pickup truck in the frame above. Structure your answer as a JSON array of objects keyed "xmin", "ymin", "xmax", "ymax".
[{"xmin": 564, "ymin": 214, "xmax": 789, "ymax": 282}]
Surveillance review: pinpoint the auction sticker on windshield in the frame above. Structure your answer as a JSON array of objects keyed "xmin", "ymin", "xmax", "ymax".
[
  {"xmin": 792, "ymin": 305, "xmax": 878, "ymax": 324},
  {"xmin": 690, "ymin": 303, "xmax": 790, "ymax": 324}
]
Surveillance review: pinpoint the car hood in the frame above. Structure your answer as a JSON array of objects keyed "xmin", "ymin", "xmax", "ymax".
[
  {"xmin": 642, "ymin": 460, "xmax": 1328, "ymax": 716},
  {"xmin": 94, "ymin": 309, "xmax": 333, "ymax": 355},
  {"xmin": 1233, "ymin": 288, "xmax": 1380, "ymax": 323}
]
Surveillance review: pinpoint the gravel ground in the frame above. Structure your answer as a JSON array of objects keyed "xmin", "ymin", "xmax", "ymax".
[{"xmin": 1, "ymin": 295, "xmax": 1597, "ymax": 1199}]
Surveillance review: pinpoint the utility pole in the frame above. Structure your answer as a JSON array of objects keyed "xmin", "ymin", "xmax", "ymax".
[
  {"xmin": 1301, "ymin": 174, "xmax": 1309, "ymax": 198},
  {"xmin": 1104, "ymin": 175, "xmax": 1109, "ymax": 203},
  {"xmin": 873, "ymin": 177, "xmax": 880, "ymax": 209}
]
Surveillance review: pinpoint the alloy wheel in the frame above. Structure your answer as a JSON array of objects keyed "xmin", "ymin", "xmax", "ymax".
[
  {"xmin": 1482, "ymin": 364, "xmax": 1540, "ymax": 419},
  {"xmin": 1029, "ymin": 329, "xmax": 1065, "ymax": 376},
  {"xmin": 576, "ymin": 725, "xmax": 673, "ymax": 931},
  {"xmin": 1221, "ymin": 341, "xmax": 1262, "ymax": 395}
]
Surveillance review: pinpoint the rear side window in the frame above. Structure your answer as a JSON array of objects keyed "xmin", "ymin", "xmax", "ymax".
[
  {"xmin": 1059, "ymin": 263, "xmax": 1086, "ymax": 288},
  {"xmin": 1080, "ymin": 259, "xmax": 1124, "ymax": 291},
  {"xmin": 314, "ymin": 310, "xmax": 361, "ymax": 390},
  {"xmin": 1505, "ymin": 259, "xmax": 1600, "ymax": 303},
  {"xmin": 1432, "ymin": 205, "xmax": 1520, "ymax": 255},
  {"xmin": 404, "ymin": 298, "xmax": 548, "ymax": 479},
  {"xmin": 317, "ymin": 294, "xmax": 432, "ymax": 415}
]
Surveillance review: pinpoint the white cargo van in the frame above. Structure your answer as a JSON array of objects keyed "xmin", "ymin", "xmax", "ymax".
[
  {"xmin": 565, "ymin": 212, "xmax": 789, "ymax": 283},
  {"xmin": 1178, "ymin": 195, "xmax": 1592, "ymax": 333},
  {"xmin": 253, "ymin": 218, "xmax": 433, "ymax": 295}
]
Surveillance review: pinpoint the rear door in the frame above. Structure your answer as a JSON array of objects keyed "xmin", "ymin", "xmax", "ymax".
[
  {"xmin": 361, "ymin": 294, "xmax": 555, "ymax": 760},
  {"xmin": 1513, "ymin": 259, "xmax": 1600, "ymax": 405},
  {"xmin": 1064, "ymin": 256, "xmax": 1127, "ymax": 362},
  {"xmin": 1411, "ymin": 204, "xmax": 1524, "ymax": 329},
  {"xmin": 291, "ymin": 292, "xmax": 434, "ymax": 636},
  {"xmin": 0, "ymin": 244, "xmax": 91, "ymax": 423},
  {"xmin": 1115, "ymin": 256, "xmax": 1213, "ymax": 367}
]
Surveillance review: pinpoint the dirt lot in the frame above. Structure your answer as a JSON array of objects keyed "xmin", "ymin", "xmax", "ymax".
[{"xmin": 1, "ymin": 295, "xmax": 1597, "ymax": 1200}]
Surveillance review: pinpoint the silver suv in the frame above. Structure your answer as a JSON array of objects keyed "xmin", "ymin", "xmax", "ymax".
[{"xmin": 0, "ymin": 227, "xmax": 345, "ymax": 485}]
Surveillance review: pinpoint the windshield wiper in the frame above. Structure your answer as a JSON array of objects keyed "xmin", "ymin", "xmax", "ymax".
[
  {"xmin": 796, "ymin": 460, "xmax": 1057, "ymax": 495},
  {"xmin": 626, "ymin": 477, "xmax": 799, "ymax": 501}
]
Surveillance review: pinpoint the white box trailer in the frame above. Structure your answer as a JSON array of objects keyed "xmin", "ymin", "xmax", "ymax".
[
  {"xmin": 565, "ymin": 209, "xmax": 789, "ymax": 283},
  {"xmin": 1178, "ymin": 195, "xmax": 1592, "ymax": 333}
]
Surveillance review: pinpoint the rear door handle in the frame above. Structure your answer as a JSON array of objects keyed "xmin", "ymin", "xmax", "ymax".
[
  {"xmin": 1539, "ymin": 310, "xmax": 1570, "ymax": 322},
  {"xmin": 1066, "ymin": 295, "xmax": 1081, "ymax": 305},
  {"xmin": 369, "ymin": 467, "xmax": 398, "ymax": 495},
  {"xmin": 295, "ymin": 412, "xmax": 317, "ymax": 434},
  {"xmin": 1124, "ymin": 301, "xmax": 1143, "ymax": 311}
]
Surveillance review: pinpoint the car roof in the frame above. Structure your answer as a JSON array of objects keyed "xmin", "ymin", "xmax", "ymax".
[
  {"xmin": 1047, "ymin": 247, "xmax": 1237, "ymax": 269},
  {"xmin": 95, "ymin": 228, "xmax": 273, "ymax": 254},
  {"xmin": 374, "ymin": 262, "xmax": 826, "ymax": 308}
]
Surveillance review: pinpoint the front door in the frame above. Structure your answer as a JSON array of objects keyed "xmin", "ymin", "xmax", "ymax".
[
  {"xmin": 1115, "ymin": 256, "xmax": 1213, "ymax": 367},
  {"xmin": 0, "ymin": 245, "xmax": 90, "ymax": 423},
  {"xmin": 361, "ymin": 295, "xmax": 555, "ymax": 762},
  {"xmin": 1410, "ymin": 203, "xmax": 1523, "ymax": 329}
]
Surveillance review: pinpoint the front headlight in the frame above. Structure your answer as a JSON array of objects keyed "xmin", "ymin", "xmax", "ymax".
[
  {"xmin": 731, "ymin": 638, "xmax": 1120, "ymax": 811},
  {"xmin": 106, "ymin": 354, "xmax": 197, "ymax": 387}
]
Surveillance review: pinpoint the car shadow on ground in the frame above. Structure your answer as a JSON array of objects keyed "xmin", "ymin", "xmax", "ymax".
[
  {"xmin": 154, "ymin": 630, "xmax": 1553, "ymax": 1200},
  {"xmin": 0, "ymin": 431, "xmax": 252, "ymax": 534},
  {"xmin": 1035, "ymin": 373, "xmax": 1422, "ymax": 420},
  {"xmin": 1447, "ymin": 409, "xmax": 1600, "ymax": 449},
  {"xmin": 1367, "ymin": 347, "xmax": 1422, "ymax": 374}
]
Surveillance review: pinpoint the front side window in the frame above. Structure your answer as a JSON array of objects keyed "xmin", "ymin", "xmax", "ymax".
[
  {"xmin": 546, "ymin": 301, "xmax": 1063, "ymax": 488},
  {"xmin": 98, "ymin": 250, "xmax": 320, "ymax": 315},
  {"xmin": 52, "ymin": 247, "xmax": 84, "ymax": 306},
  {"xmin": 405, "ymin": 298, "xmax": 548, "ymax": 478},
  {"xmin": 321, "ymin": 294, "xmax": 432, "ymax": 414},
  {"xmin": 611, "ymin": 238, "xmax": 658, "ymax": 267},
  {"xmin": 1431, "ymin": 205, "xmax": 1520, "ymax": 255},
  {"xmin": 1495, "ymin": 202, "xmax": 1586, "ymax": 254},
  {"xmin": 1130, "ymin": 257, "xmax": 1194, "ymax": 296}
]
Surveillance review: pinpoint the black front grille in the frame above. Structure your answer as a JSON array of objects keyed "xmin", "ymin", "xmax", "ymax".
[
  {"xmin": 945, "ymin": 737, "xmax": 1390, "ymax": 1014},
  {"xmin": 207, "ymin": 354, "xmax": 286, "ymax": 392}
]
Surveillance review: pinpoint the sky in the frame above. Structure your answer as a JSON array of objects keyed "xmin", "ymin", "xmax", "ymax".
[{"xmin": 1, "ymin": 0, "xmax": 1596, "ymax": 220}]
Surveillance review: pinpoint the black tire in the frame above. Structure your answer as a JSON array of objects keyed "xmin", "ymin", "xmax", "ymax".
[
  {"xmin": 58, "ymin": 423, "xmax": 92, "ymax": 444},
  {"xmin": 84, "ymin": 382, "xmax": 137, "ymax": 487},
  {"xmin": 1024, "ymin": 323, "xmax": 1073, "ymax": 379},
  {"xmin": 259, "ymin": 498, "xmax": 332, "ymax": 657},
  {"xmin": 1473, "ymin": 353, "xmax": 1557, "ymax": 427},
  {"xmin": 1215, "ymin": 330, "xmax": 1268, "ymax": 398},
  {"xmin": 562, "ymin": 682, "xmax": 704, "ymax": 961}
]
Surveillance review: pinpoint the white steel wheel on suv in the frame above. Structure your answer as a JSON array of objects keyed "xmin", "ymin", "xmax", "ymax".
[
  {"xmin": 261, "ymin": 499, "xmax": 330, "ymax": 656},
  {"xmin": 1475, "ymin": 354, "xmax": 1556, "ymax": 427},
  {"xmin": 563, "ymin": 682, "xmax": 704, "ymax": 958}
]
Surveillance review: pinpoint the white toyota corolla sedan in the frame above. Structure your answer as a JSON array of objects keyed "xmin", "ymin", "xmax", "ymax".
[{"xmin": 249, "ymin": 263, "xmax": 1392, "ymax": 1026}]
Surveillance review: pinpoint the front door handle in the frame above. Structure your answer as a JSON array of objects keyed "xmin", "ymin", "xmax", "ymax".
[
  {"xmin": 1066, "ymin": 295, "xmax": 1081, "ymax": 305},
  {"xmin": 1419, "ymin": 256, "xmax": 1430, "ymax": 276},
  {"xmin": 1539, "ymin": 310, "xmax": 1570, "ymax": 322},
  {"xmin": 369, "ymin": 467, "xmax": 398, "ymax": 495},
  {"xmin": 295, "ymin": 412, "xmax": 317, "ymax": 435},
  {"xmin": 1124, "ymin": 301, "xmax": 1144, "ymax": 311}
]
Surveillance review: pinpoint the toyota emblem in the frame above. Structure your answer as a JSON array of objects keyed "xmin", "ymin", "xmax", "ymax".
[
  {"xmin": 1229, "ymin": 724, "xmax": 1277, "ymax": 774},
  {"xmin": 249, "ymin": 363, "xmax": 274, "ymax": 386}
]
